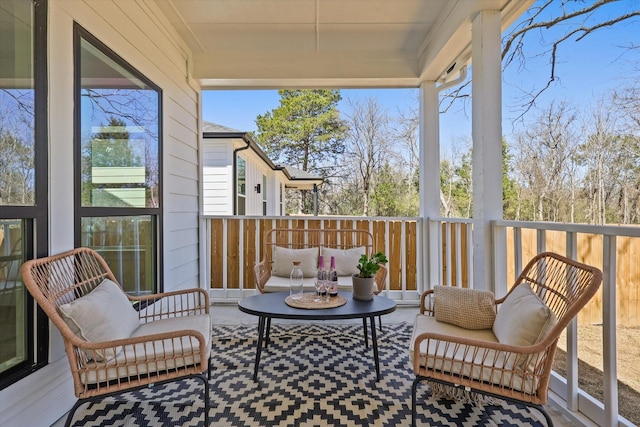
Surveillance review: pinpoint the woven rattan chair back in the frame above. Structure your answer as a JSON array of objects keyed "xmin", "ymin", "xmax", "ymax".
[
  {"xmin": 503, "ymin": 252, "xmax": 603, "ymax": 347},
  {"xmin": 22, "ymin": 247, "xmax": 117, "ymax": 340},
  {"xmin": 21, "ymin": 247, "xmax": 211, "ymax": 427}
]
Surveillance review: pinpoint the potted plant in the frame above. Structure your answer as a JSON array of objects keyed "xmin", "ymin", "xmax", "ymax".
[{"xmin": 352, "ymin": 251, "xmax": 388, "ymax": 301}]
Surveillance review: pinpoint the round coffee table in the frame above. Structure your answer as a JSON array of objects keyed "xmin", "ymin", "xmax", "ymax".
[{"xmin": 238, "ymin": 291, "xmax": 397, "ymax": 380}]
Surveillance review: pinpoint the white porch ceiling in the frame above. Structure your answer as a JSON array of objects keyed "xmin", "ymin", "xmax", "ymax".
[{"xmin": 155, "ymin": 0, "xmax": 533, "ymax": 89}]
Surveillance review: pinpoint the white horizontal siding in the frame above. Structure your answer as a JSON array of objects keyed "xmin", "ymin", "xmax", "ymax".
[
  {"xmin": 202, "ymin": 141, "xmax": 232, "ymax": 215},
  {"xmin": 0, "ymin": 1, "xmax": 202, "ymax": 426}
]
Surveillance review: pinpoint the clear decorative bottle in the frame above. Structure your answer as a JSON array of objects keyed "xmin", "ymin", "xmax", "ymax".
[
  {"xmin": 328, "ymin": 256, "xmax": 338, "ymax": 295},
  {"xmin": 317, "ymin": 255, "xmax": 326, "ymax": 296},
  {"xmin": 290, "ymin": 261, "xmax": 304, "ymax": 300}
]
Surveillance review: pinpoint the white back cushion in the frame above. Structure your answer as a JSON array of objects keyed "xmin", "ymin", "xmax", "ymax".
[
  {"xmin": 272, "ymin": 246, "xmax": 318, "ymax": 278},
  {"xmin": 322, "ymin": 247, "xmax": 365, "ymax": 277},
  {"xmin": 59, "ymin": 279, "xmax": 140, "ymax": 361},
  {"xmin": 493, "ymin": 283, "xmax": 557, "ymax": 347}
]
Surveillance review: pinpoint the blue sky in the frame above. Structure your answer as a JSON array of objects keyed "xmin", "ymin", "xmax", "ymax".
[{"xmin": 202, "ymin": 1, "xmax": 640, "ymax": 150}]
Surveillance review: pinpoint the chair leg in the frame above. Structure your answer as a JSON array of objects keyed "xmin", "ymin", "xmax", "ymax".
[
  {"xmin": 194, "ymin": 373, "xmax": 210, "ymax": 426},
  {"xmin": 411, "ymin": 376, "xmax": 424, "ymax": 427},
  {"xmin": 63, "ymin": 375, "xmax": 210, "ymax": 427}
]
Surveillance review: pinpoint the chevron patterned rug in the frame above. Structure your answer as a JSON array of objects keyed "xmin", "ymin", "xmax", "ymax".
[{"xmin": 68, "ymin": 322, "xmax": 546, "ymax": 426}]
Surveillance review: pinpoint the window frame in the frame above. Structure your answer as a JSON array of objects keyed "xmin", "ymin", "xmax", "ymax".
[
  {"xmin": 280, "ymin": 183, "xmax": 284, "ymax": 215},
  {"xmin": 73, "ymin": 24, "xmax": 163, "ymax": 294},
  {"xmin": 236, "ymin": 156, "xmax": 246, "ymax": 215},
  {"xmin": 0, "ymin": 0, "xmax": 49, "ymax": 390},
  {"xmin": 262, "ymin": 175, "xmax": 267, "ymax": 216}
]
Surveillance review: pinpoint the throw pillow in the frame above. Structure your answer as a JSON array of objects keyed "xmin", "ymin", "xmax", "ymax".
[
  {"xmin": 434, "ymin": 285, "xmax": 496, "ymax": 330},
  {"xmin": 272, "ymin": 246, "xmax": 318, "ymax": 278},
  {"xmin": 321, "ymin": 247, "xmax": 366, "ymax": 277},
  {"xmin": 493, "ymin": 282, "xmax": 557, "ymax": 347},
  {"xmin": 59, "ymin": 279, "xmax": 141, "ymax": 361}
]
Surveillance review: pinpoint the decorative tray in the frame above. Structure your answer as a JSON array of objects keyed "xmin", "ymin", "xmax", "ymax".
[{"xmin": 285, "ymin": 293, "xmax": 347, "ymax": 309}]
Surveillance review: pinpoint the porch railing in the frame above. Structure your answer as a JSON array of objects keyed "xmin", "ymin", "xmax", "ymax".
[
  {"xmin": 205, "ymin": 216, "xmax": 420, "ymax": 301},
  {"xmin": 493, "ymin": 219, "xmax": 638, "ymax": 427},
  {"xmin": 203, "ymin": 215, "xmax": 476, "ymax": 302},
  {"xmin": 203, "ymin": 215, "xmax": 637, "ymax": 426}
]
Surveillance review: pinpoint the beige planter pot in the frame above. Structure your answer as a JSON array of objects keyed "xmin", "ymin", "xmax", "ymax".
[{"xmin": 352, "ymin": 274, "xmax": 375, "ymax": 301}]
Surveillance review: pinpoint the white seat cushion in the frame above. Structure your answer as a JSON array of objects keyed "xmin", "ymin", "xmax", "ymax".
[
  {"xmin": 80, "ymin": 314, "xmax": 211, "ymax": 385},
  {"xmin": 263, "ymin": 275, "xmax": 354, "ymax": 293}
]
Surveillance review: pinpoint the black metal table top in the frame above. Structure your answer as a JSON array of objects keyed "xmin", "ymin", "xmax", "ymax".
[{"xmin": 238, "ymin": 291, "xmax": 397, "ymax": 320}]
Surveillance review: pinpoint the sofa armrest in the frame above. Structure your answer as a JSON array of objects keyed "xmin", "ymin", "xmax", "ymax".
[
  {"xmin": 254, "ymin": 259, "xmax": 271, "ymax": 293},
  {"xmin": 419, "ymin": 289, "xmax": 435, "ymax": 315}
]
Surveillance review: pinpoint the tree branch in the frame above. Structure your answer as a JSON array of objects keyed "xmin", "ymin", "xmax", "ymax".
[{"xmin": 502, "ymin": 0, "xmax": 640, "ymax": 121}]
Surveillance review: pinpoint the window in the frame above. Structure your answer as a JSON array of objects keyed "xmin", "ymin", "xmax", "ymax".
[
  {"xmin": 0, "ymin": 0, "xmax": 48, "ymax": 389},
  {"xmin": 262, "ymin": 175, "xmax": 267, "ymax": 215},
  {"xmin": 75, "ymin": 25, "xmax": 161, "ymax": 295},
  {"xmin": 280, "ymin": 183, "xmax": 284, "ymax": 215},
  {"xmin": 237, "ymin": 157, "xmax": 246, "ymax": 215}
]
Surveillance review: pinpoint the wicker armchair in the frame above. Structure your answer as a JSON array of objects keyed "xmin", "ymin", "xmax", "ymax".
[
  {"xmin": 410, "ymin": 252, "xmax": 602, "ymax": 427},
  {"xmin": 20, "ymin": 247, "xmax": 211, "ymax": 427}
]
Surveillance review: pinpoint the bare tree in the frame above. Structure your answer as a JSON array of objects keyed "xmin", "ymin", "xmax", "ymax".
[
  {"xmin": 439, "ymin": 139, "xmax": 473, "ymax": 218},
  {"xmin": 393, "ymin": 100, "xmax": 421, "ymax": 212},
  {"xmin": 577, "ymin": 98, "xmax": 640, "ymax": 224},
  {"xmin": 578, "ymin": 101, "xmax": 618, "ymax": 224},
  {"xmin": 613, "ymin": 80, "xmax": 640, "ymax": 132},
  {"xmin": 0, "ymin": 90, "xmax": 35, "ymax": 206},
  {"xmin": 344, "ymin": 98, "xmax": 395, "ymax": 216},
  {"xmin": 513, "ymin": 101, "xmax": 579, "ymax": 221},
  {"xmin": 394, "ymin": 104, "xmax": 419, "ymax": 185}
]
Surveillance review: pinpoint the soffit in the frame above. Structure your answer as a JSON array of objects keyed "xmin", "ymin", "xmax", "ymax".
[{"xmin": 155, "ymin": 0, "xmax": 533, "ymax": 89}]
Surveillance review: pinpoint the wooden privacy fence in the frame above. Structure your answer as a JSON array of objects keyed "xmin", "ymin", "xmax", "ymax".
[
  {"xmin": 502, "ymin": 224, "xmax": 640, "ymax": 327},
  {"xmin": 208, "ymin": 217, "xmax": 421, "ymax": 298},
  {"xmin": 207, "ymin": 216, "xmax": 640, "ymax": 327}
]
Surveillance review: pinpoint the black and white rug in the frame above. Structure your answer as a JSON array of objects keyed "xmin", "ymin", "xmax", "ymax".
[{"xmin": 68, "ymin": 322, "xmax": 546, "ymax": 426}]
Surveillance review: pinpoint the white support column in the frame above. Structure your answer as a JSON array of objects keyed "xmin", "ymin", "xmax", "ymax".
[
  {"xmin": 471, "ymin": 10, "xmax": 502, "ymax": 292},
  {"xmin": 419, "ymin": 81, "xmax": 441, "ymax": 290}
]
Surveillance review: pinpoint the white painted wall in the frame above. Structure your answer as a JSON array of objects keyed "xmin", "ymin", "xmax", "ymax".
[
  {"xmin": 202, "ymin": 139, "xmax": 233, "ymax": 215},
  {"xmin": 0, "ymin": 1, "xmax": 201, "ymax": 425},
  {"xmin": 202, "ymin": 138, "xmax": 286, "ymax": 216},
  {"xmin": 239, "ymin": 150, "xmax": 275, "ymax": 216}
]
